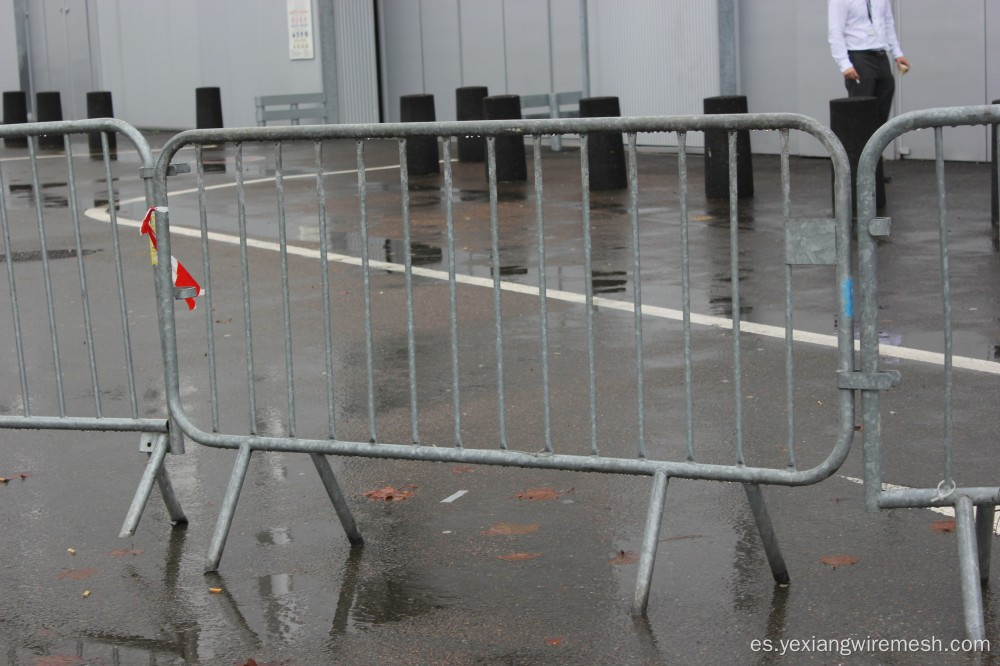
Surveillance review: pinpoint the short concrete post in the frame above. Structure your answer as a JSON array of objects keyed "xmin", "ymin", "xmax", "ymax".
[
  {"xmin": 400, "ymin": 94, "xmax": 440, "ymax": 175},
  {"xmin": 579, "ymin": 96, "xmax": 627, "ymax": 191},
  {"xmin": 704, "ymin": 95, "xmax": 754, "ymax": 199},
  {"xmin": 35, "ymin": 91, "xmax": 64, "ymax": 148},
  {"xmin": 456, "ymin": 86, "xmax": 488, "ymax": 163},
  {"xmin": 483, "ymin": 95, "xmax": 526, "ymax": 182},
  {"xmin": 196, "ymin": 87, "xmax": 224, "ymax": 129},
  {"xmin": 2, "ymin": 91, "xmax": 28, "ymax": 148},
  {"xmin": 86, "ymin": 91, "xmax": 117, "ymax": 154},
  {"xmin": 830, "ymin": 96, "xmax": 884, "ymax": 212}
]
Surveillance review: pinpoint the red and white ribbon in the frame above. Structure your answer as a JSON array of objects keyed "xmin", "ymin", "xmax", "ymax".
[{"xmin": 140, "ymin": 206, "xmax": 204, "ymax": 311}]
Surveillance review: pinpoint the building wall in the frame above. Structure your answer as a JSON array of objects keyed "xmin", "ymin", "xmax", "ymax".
[{"xmin": 0, "ymin": 0, "xmax": 20, "ymax": 95}]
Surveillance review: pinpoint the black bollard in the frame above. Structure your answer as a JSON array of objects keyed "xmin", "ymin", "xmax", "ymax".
[
  {"xmin": 400, "ymin": 94, "xmax": 439, "ymax": 175},
  {"xmin": 830, "ymin": 96, "xmax": 884, "ymax": 212},
  {"xmin": 704, "ymin": 95, "xmax": 754, "ymax": 199},
  {"xmin": 196, "ymin": 87, "xmax": 224, "ymax": 129},
  {"xmin": 991, "ymin": 98, "xmax": 998, "ymax": 236},
  {"xmin": 579, "ymin": 96, "xmax": 627, "ymax": 191},
  {"xmin": 456, "ymin": 86, "xmax": 489, "ymax": 163},
  {"xmin": 86, "ymin": 91, "xmax": 117, "ymax": 154},
  {"xmin": 35, "ymin": 91, "xmax": 64, "ymax": 149},
  {"xmin": 2, "ymin": 91, "xmax": 28, "ymax": 148},
  {"xmin": 483, "ymin": 95, "xmax": 526, "ymax": 182}
]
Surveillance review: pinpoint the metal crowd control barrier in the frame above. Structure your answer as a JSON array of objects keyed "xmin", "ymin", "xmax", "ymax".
[
  {"xmin": 856, "ymin": 104, "xmax": 1000, "ymax": 642},
  {"xmin": 0, "ymin": 119, "xmax": 187, "ymax": 538},
  {"xmin": 150, "ymin": 113, "xmax": 856, "ymax": 615}
]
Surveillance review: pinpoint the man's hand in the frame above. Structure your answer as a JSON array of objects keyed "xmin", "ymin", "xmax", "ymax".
[
  {"xmin": 843, "ymin": 67, "xmax": 861, "ymax": 82},
  {"xmin": 895, "ymin": 57, "xmax": 911, "ymax": 74}
]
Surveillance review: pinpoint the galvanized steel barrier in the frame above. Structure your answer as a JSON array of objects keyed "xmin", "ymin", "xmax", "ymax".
[
  {"xmin": 150, "ymin": 113, "xmax": 857, "ymax": 615},
  {"xmin": 0, "ymin": 119, "xmax": 187, "ymax": 537},
  {"xmin": 856, "ymin": 104, "xmax": 1000, "ymax": 642}
]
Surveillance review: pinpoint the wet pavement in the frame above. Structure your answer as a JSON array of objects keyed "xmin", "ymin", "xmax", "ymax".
[{"xmin": 0, "ymin": 130, "xmax": 999, "ymax": 664}]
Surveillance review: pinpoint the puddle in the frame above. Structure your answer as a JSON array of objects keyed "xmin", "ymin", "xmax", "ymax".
[
  {"xmin": 8, "ymin": 182, "xmax": 69, "ymax": 209},
  {"xmin": 0, "ymin": 248, "xmax": 98, "ymax": 263}
]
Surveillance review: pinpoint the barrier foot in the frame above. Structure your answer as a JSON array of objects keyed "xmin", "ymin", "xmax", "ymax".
[
  {"xmin": 205, "ymin": 443, "xmax": 253, "ymax": 573},
  {"xmin": 955, "ymin": 495, "xmax": 986, "ymax": 642},
  {"xmin": 310, "ymin": 453, "xmax": 364, "ymax": 545},
  {"xmin": 631, "ymin": 471, "xmax": 669, "ymax": 617},
  {"xmin": 119, "ymin": 433, "xmax": 171, "ymax": 538},
  {"xmin": 155, "ymin": 457, "xmax": 188, "ymax": 526},
  {"xmin": 976, "ymin": 504, "xmax": 994, "ymax": 584},
  {"xmin": 743, "ymin": 483, "xmax": 790, "ymax": 585}
]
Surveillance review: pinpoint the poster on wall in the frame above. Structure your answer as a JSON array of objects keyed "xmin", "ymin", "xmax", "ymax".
[{"xmin": 287, "ymin": 0, "xmax": 315, "ymax": 60}]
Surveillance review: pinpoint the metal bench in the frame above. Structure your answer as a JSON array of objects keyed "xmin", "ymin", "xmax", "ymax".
[{"xmin": 254, "ymin": 93, "xmax": 329, "ymax": 127}]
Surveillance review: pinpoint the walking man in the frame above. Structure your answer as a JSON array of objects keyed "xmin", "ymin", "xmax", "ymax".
[{"xmin": 828, "ymin": 0, "xmax": 912, "ymax": 125}]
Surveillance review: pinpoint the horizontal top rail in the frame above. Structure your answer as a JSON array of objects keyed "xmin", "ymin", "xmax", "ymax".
[{"xmin": 0, "ymin": 118, "xmax": 155, "ymax": 165}]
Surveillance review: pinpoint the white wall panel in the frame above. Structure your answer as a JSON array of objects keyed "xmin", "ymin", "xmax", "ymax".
[
  {"xmin": 0, "ymin": 0, "xmax": 19, "ymax": 93},
  {"xmin": 334, "ymin": 0, "xmax": 379, "ymax": 123},
  {"xmin": 503, "ymin": 0, "xmax": 554, "ymax": 95},
  {"xmin": 380, "ymin": 0, "xmax": 424, "ymax": 122},
  {"xmin": 421, "ymin": 0, "xmax": 462, "ymax": 121},
  {"xmin": 457, "ymin": 0, "xmax": 507, "ymax": 96},
  {"xmin": 589, "ymin": 0, "xmax": 719, "ymax": 147}
]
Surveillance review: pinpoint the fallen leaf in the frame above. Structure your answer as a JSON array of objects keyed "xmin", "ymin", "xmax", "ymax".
[
  {"xmin": 56, "ymin": 568, "xmax": 97, "ymax": 581},
  {"xmin": 546, "ymin": 638, "xmax": 563, "ymax": 646},
  {"xmin": 0, "ymin": 478, "xmax": 7, "ymax": 485},
  {"xmin": 483, "ymin": 522, "xmax": 540, "ymax": 536},
  {"xmin": 67, "ymin": 548, "xmax": 76, "ymax": 556},
  {"xmin": 243, "ymin": 660, "xmax": 258, "ymax": 666},
  {"xmin": 209, "ymin": 587, "xmax": 223, "ymax": 594},
  {"xmin": 693, "ymin": 214, "xmax": 713, "ymax": 221},
  {"xmin": 498, "ymin": 552, "xmax": 543, "ymax": 561},
  {"xmin": 362, "ymin": 486, "xmax": 415, "ymax": 501},
  {"xmin": 930, "ymin": 519, "xmax": 956, "ymax": 533},
  {"xmin": 659, "ymin": 534, "xmax": 703, "ymax": 542},
  {"xmin": 108, "ymin": 548, "xmax": 143, "ymax": 558},
  {"xmin": 820, "ymin": 554, "xmax": 858, "ymax": 568},
  {"xmin": 82, "ymin": 590, "xmax": 91, "ymax": 598},
  {"xmin": 610, "ymin": 550, "xmax": 640, "ymax": 565},
  {"xmin": 514, "ymin": 488, "xmax": 559, "ymax": 501}
]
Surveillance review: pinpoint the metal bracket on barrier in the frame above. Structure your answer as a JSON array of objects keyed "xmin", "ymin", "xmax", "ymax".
[
  {"xmin": 785, "ymin": 219, "xmax": 837, "ymax": 265},
  {"xmin": 140, "ymin": 163, "xmax": 190, "ymax": 178},
  {"xmin": 837, "ymin": 370, "xmax": 901, "ymax": 390},
  {"xmin": 868, "ymin": 216, "xmax": 891, "ymax": 237},
  {"xmin": 139, "ymin": 432, "xmax": 158, "ymax": 453}
]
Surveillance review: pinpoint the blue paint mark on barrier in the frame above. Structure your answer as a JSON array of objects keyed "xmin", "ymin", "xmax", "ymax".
[{"xmin": 842, "ymin": 277, "xmax": 854, "ymax": 319}]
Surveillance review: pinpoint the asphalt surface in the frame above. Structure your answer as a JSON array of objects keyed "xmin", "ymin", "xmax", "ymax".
[{"xmin": 0, "ymin": 128, "xmax": 998, "ymax": 665}]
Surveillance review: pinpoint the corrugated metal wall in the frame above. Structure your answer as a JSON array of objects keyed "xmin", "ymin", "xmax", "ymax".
[{"xmin": 333, "ymin": 0, "xmax": 379, "ymax": 123}]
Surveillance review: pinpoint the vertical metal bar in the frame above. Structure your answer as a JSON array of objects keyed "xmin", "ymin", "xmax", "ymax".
[
  {"xmin": 631, "ymin": 470, "xmax": 668, "ymax": 616},
  {"xmin": 357, "ymin": 140, "xmax": 377, "ymax": 442},
  {"xmin": 397, "ymin": 139, "xmax": 420, "ymax": 444},
  {"xmin": 780, "ymin": 129, "xmax": 796, "ymax": 469},
  {"xmin": 119, "ymin": 433, "xmax": 170, "ymax": 538},
  {"xmin": 442, "ymin": 138, "xmax": 463, "ymax": 448},
  {"xmin": 627, "ymin": 133, "xmax": 646, "ymax": 459},
  {"xmin": 976, "ymin": 504, "xmax": 994, "ymax": 584},
  {"xmin": 205, "ymin": 443, "xmax": 254, "ymax": 573},
  {"xmin": 934, "ymin": 128, "xmax": 953, "ymax": 488},
  {"xmin": 275, "ymin": 143, "xmax": 296, "ymax": 437},
  {"xmin": 533, "ymin": 136, "xmax": 553, "ymax": 453},
  {"xmin": 728, "ymin": 130, "xmax": 745, "ymax": 465},
  {"xmin": 0, "ymin": 158, "xmax": 30, "ymax": 416},
  {"xmin": 487, "ymin": 136, "xmax": 508, "ymax": 450},
  {"xmin": 955, "ymin": 495, "xmax": 986, "ymax": 642},
  {"xmin": 580, "ymin": 134, "xmax": 598, "ymax": 455},
  {"xmin": 309, "ymin": 453, "xmax": 364, "ymax": 545},
  {"xmin": 195, "ymin": 145, "xmax": 219, "ymax": 432},
  {"xmin": 235, "ymin": 144, "xmax": 258, "ymax": 435},
  {"xmin": 103, "ymin": 133, "xmax": 139, "ymax": 420},
  {"xmin": 29, "ymin": 136, "xmax": 66, "ymax": 416},
  {"xmin": 678, "ymin": 132, "xmax": 694, "ymax": 461},
  {"xmin": 316, "ymin": 141, "xmax": 337, "ymax": 439},
  {"xmin": 65, "ymin": 134, "xmax": 102, "ymax": 416},
  {"xmin": 743, "ymin": 483, "xmax": 790, "ymax": 584}
]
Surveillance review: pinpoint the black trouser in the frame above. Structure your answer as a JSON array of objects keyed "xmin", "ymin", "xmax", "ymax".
[{"xmin": 846, "ymin": 49, "xmax": 895, "ymax": 126}]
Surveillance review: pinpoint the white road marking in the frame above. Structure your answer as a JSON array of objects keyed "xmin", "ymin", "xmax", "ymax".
[
  {"xmin": 81, "ymin": 164, "xmax": 1000, "ymax": 377},
  {"xmin": 840, "ymin": 475, "xmax": 1000, "ymax": 535},
  {"xmin": 441, "ymin": 490, "xmax": 468, "ymax": 503}
]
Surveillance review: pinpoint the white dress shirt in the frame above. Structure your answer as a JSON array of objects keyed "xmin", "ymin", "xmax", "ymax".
[{"xmin": 828, "ymin": 0, "xmax": 904, "ymax": 73}]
